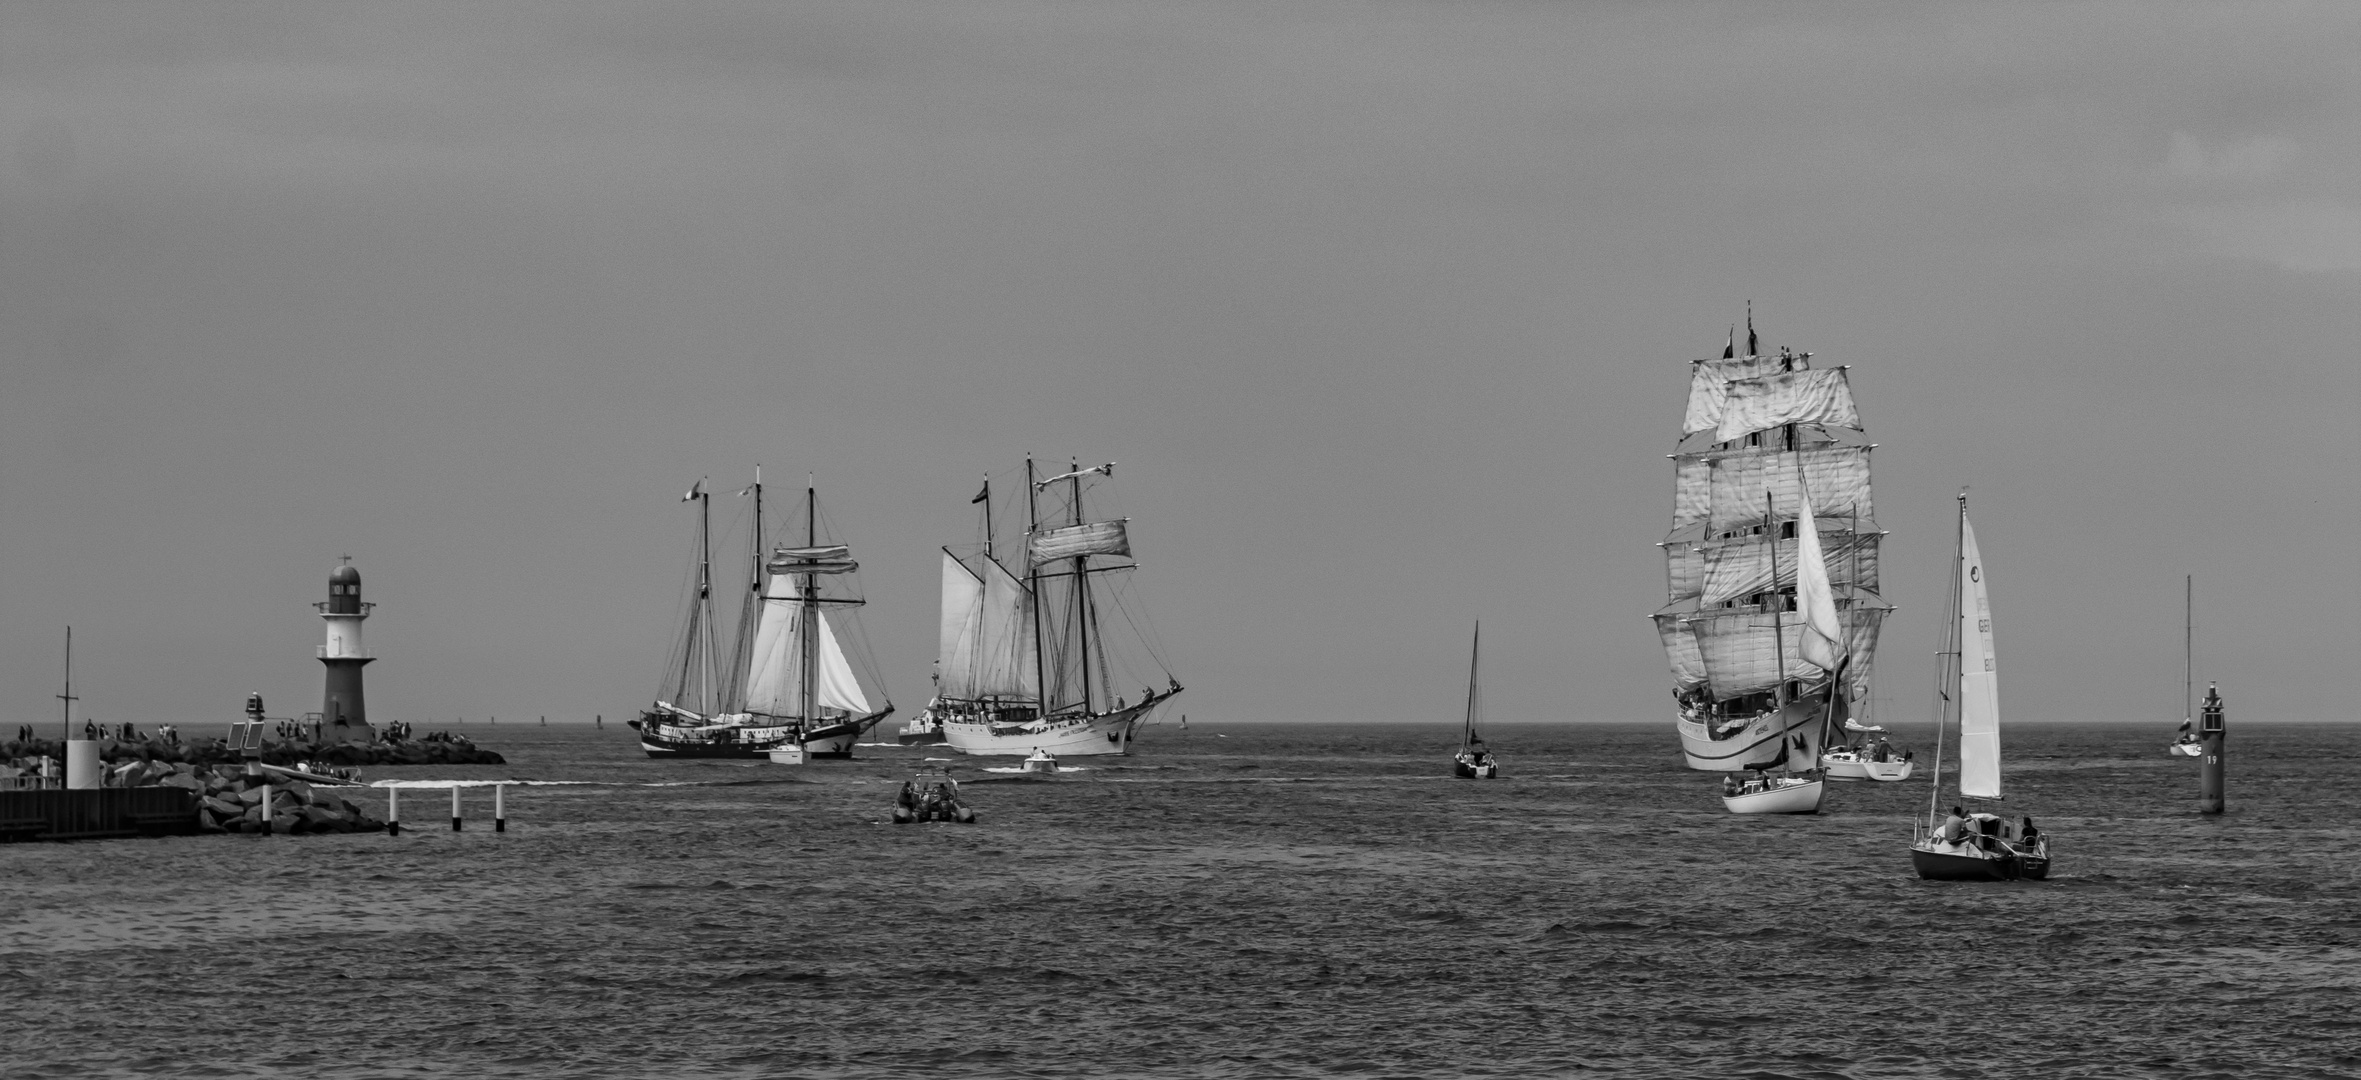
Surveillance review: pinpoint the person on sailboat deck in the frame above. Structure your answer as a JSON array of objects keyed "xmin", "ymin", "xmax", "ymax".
[
  {"xmin": 2020, "ymin": 817, "xmax": 2040, "ymax": 846},
  {"xmin": 1941, "ymin": 807, "xmax": 1968, "ymax": 844},
  {"xmin": 1722, "ymin": 775, "xmax": 1739, "ymax": 796}
]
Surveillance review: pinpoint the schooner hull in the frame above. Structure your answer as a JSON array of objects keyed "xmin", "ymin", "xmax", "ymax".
[
  {"xmin": 942, "ymin": 700, "xmax": 1158, "ymax": 757},
  {"xmin": 1675, "ymin": 706, "xmax": 1818, "ymax": 772},
  {"xmin": 636, "ymin": 711, "xmax": 890, "ymax": 760}
]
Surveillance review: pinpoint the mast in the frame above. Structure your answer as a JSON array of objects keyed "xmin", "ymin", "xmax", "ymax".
[
  {"xmin": 1925, "ymin": 490, "xmax": 1968, "ymax": 828},
  {"xmin": 802, "ymin": 480, "xmax": 817, "ymax": 727},
  {"xmin": 698, "ymin": 481, "xmax": 715, "ymax": 715},
  {"xmin": 2185, "ymin": 574, "xmax": 2193, "ymax": 727},
  {"xmin": 730, "ymin": 467, "xmax": 764, "ymax": 713},
  {"xmin": 58, "ymin": 627, "xmax": 77, "ymax": 740},
  {"xmin": 1766, "ymin": 490, "xmax": 1786, "ymax": 708},
  {"xmin": 981, "ymin": 476, "xmax": 993, "ymax": 561},
  {"xmin": 1463, "ymin": 622, "xmax": 1481, "ymax": 751},
  {"xmin": 1026, "ymin": 457, "xmax": 1048, "ymax": 713},
  {"xmin": 1070, "ymin": 459, "xmax": 1096, "ymax": 716}
]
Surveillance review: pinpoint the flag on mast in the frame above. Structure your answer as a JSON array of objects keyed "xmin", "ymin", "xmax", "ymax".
[
  {"xmin": 1746, "ymin": 301, "xmax": 1758, "ymax": 357},
  {"xmin": 971, "ymin": 484, "xmax": 989, "ymax": 504},
  {"xmin": 1723, "ymin": 325, "xmax": 1735, "ymax": 359},
  {"xmin": 683, "ymin": 479, "xmax": 703, "ymax": 502}
]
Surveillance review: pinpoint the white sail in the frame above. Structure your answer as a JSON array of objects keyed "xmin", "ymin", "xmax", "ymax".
[
  {"xmin": 1682, "ymin": 355, "xmax": 1795, "ymax": 435},
  {"xmin": 1715, "ymin": 368, "xmax": 1862, "ymax": 443},
  {"xmin": 938, "ymin": 551, "xmax": 985, "ymax": 690},
  {"xmin": 1688, "ymin": 599, "xmax": 1887, "ymax": 700},
  {"xmin": 973, "ymin": 557, "xmax": 1039, "ymax": 699},
  {"xmin": 1678, "ymin": 446, "xmax": 1872, "ymax": 536},
  {"xmin": 1691, "ymin": 531, "xmax": 1880, "ymax": 606},
  {"xmin": 1794, "ymin": 473, "xmax": 1844, "ymax": 674},
  {"xmin": 743, "ymin": 596, "xmax": 871, "ymax": 718},
  {"xmin": 1654, "ymin": 612, "xmax": 1709, "ymax": 692},
  {"xmin": 1665, "ymin": 542, "xmax": 1708, "ymax": 603},
  {"xmin": 811, "ymin": 610, "xmax": 870, "ymax": 715},
  {"xmin": 1958, "ymin": 514, "xmax": 2001, "ymax": 799},
  {"xmin": 741, "ymin": 590, "xmax": 800, "ymax": 716},
  {"xmin": 1029, "ymin": 520, "xmax": 1131, "ymax": 565}
]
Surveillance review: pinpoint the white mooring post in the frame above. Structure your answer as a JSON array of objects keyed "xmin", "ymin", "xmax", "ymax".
[
  {"xmin": 494, "ymin": 783, "xmax": 506, "ymax": 832},
  {"xmin": 387, "ymin": 786, "xmax": 401, "ymax": 836},
  {"xmin": 451, "ymin": 785, "xmax": 462, "ymax": 832},
  {"xmin": 260, "ymin": 784, "xmax": 273, "ymax": 832}
]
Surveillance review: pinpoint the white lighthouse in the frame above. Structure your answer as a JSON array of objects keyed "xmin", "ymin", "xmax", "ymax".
[{"xmin": 315, "ymin": 556, "xmax": 376, "ymax": 743}]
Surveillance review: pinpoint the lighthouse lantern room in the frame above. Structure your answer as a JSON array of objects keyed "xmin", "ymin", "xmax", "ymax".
[{"xmin": 315, "ymin": 556, "xmax": 377, "ymax": 743}]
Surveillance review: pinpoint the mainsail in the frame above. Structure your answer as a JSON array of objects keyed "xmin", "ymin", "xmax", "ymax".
[
  {"xmin": 938, "ymin": 552, "xmax": 1038, "ymax": 700},
  {"xmin": 743, "ymin": 595, "xmax": 871, "ymax": 717},
  {"xmin": 1957, "ymin": 514, "xmax": 2001, "ymax": 799}
]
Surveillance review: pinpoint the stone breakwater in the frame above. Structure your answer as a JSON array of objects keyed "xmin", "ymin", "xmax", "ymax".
[
  {"xmin": 1, "ymin": 734, "xmax": 505, "ymax": 771},
  {"xmin": 130, "ymin": 759, "xmax": 387, "ymax": 835}
]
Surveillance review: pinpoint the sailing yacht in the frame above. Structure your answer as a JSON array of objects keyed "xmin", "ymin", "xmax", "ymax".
[
  {"xmin": 1452, "ymin": 623, "xmax": 1497, "ymax": 778},
  {"xmin": 2169, "ymin": 575, "xmax": 2203, "ymax": 757},
  {"xmin": 633, "ymin": 477, "xmax": 894, "ymax": 759},
  {"xmin": 1654, "ymin": 313, "xmax": 1892, "ymax": 773},
  {"xmin": 930, "ymin": 459, "xmax": 1181, "ymax": 756},
  {"xmin": 1910, "ymin": 493, "xmax": 2051, "ymax": 881}
]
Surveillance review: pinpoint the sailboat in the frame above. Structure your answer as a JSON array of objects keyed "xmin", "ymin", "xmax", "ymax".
[
  {"xmin": 929, "ymin": 459, "xmax": 1181, "ymax": 756},
  {"xmin": 1716, "ymin": 457, "xmax": 1848, "ymax": 814},
  {"xmin": 1654, "ymin": 313, "xmax": 1892, "ymax": 773},
  {"xmin": 2169, "ymin": 575, "xmax": 2203, "ymax": 757},
  {"xmin": 633, "ymin": 477, "xmax": 894, "ymax": 759},
  {"xmin": 1910, "ymin": 493, "xmax": 2051, "ymax": 881},
  {"xmin": 1451, "ymin": 623, "xmax": 1498, "ymax": 779}
]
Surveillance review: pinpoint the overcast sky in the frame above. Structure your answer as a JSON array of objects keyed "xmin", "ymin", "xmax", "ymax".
[{"xmin": 3, "ymin": 2, "xmax": 2355, "ymax": 734}]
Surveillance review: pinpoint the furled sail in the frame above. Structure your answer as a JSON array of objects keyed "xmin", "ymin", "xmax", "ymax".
[
  {"xmin": 1682, "ymin": 355, "xmax": 1795, "ymax": 435},
  {"xmin": 1957, "ymin": 514, "xmax": 2001, "ymax": 799},
  {"xmin": 1689, "ymin": 531, "xmax": 1880, "ymax": 606},
  {"xmin": 1714, "ymin": 368, "xmax": 1861, "ymax": 443},
  {"xmin": 769, "ymin": 548, "xmax": 859, "ymax": 575},
  {"xmin": 1673, "ymin": 446, "xmax": 1872, "ymax": 536},
  {"xmin": 938, "ymin": 551, "xmax": 984, "ymax": 690},
  {"xmin": 1029, "ymin": 520, "xmax": 1131, "ymax": 566},
  {"xmin": 1686, "ymin": 599, "xmax": 1887, "ymax": 701}
]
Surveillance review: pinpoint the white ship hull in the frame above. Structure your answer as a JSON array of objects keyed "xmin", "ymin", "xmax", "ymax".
[
  {"xmin": 942, "ymin": 701, "xmax": 1156, "ymax": 757},
  {"xmin": 1821, "ymin": 753, "xmax": 1914, "ymax": 782},
  {"xmin": 1721, "ymin": 777, "xmax": 1824, "ymax": 814},
  {"xmin": 1675, "ymin": 701, "xmax": 1820, "ymax": 772}
]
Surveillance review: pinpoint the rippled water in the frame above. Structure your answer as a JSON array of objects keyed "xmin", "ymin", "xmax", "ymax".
[{"xmin": 4, "ymin": 721, "xmax": 2355, "ymax": 1078}]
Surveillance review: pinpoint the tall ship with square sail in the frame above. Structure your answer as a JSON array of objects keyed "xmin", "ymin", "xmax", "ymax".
[
  {"xmin": 1654, "ymin": 315, "xmax": 1891, "ymax": 771},
  {"xmin": 921, "ymin": 459, "xmax": 1181, "ymax": 756},
  {"xmin": 633, "ymin": 475, "xmax": 893, "ymax": 759}
]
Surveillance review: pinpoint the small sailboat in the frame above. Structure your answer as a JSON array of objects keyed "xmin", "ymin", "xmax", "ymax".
[
  {"xmin": 1718, "ymin": 455, "xmax": 1851, "ymax": 814},
  {"xmin": 2169, "ymin": 574, "xmax": 2203, "ymax": 757},
  {"xmin": 930, "ymin": 461, "xmax": 1183, "ymax": 757},
  {"xmin": 1822, "ymin": 717, "xmax": 1915, "ymax": 781},
  {"xmin": 1910, "ymin": 492, "xmax": 2051, "ymax": 881},
  {"xmin": 1451, "ymin": 622, "xmax": 1498, "ymax": 779}
]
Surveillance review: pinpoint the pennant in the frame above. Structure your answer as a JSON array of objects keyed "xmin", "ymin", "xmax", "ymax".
[
  {"xmin": 971, "ymin": 485, "xmax": 989, "ymax": 504},
  {"xmin": 682, "ymin": 479, "xmax": 704, "ymax": 502},
  {"xmin": 1746, "ymin": 302, "xmax": 1758, "ymax": 357},
  {"xmin": 1723, "ymin": 325, "xmax": 1735, "ymax": 360}
]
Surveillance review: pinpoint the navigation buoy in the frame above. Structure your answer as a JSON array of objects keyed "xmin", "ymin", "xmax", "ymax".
[{"xmin": 2199, "ymin": 683, "xmax": 2225, "ymax": 814}]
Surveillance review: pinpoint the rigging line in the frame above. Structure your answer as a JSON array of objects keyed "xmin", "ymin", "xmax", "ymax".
[{"xmin": 1100, "ymin": 578, "xmax": 1175, "ymax": 676}]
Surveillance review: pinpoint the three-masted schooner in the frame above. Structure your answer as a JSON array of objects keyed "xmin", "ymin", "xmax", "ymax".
[
  {"xmin": 923, "ymin": 459, "xmax": 1181, "ymax": 756},
  {"xmin": 633, "ymin": 475, "xmax": 894, "ymax": 759},
  {"xmin": 1653, "ymin": 316, "xmax": 1892, "ymax": 773}
]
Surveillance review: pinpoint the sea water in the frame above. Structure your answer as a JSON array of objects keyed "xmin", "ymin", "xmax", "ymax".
[{"xmin": 3, "ymin": 722, "xmax": 2354, "ymax": 1078}]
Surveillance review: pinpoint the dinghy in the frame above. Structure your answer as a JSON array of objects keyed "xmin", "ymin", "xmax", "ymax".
[
  {"xmin": 1021, "ymin": 748, "xmax": 1058, "ymax": 775},
  {"xmin": 1909, "ymin": 493, "xmax": 2051, "ymax": 881}
]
